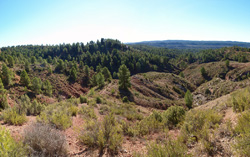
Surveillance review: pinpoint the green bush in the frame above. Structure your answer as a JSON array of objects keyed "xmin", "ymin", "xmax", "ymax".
[
  {"xmin": 111, "ymin": 88, "xmax": 115, "ymax": 95},
  {"xmin": 121, "ymin": 120, "xmax": 138, "ymax": 137},
  {"xmin": 37, "ymin": 104, "xmax": 72, "ymax": 130},
  {"xmin": 29, "ymin": 100, "xmax": 45, "ymax": 115},
  {"xmin": 0, "ymin": 127, "xmax": 27, "ymax": 156},
  {"xmin": 201, "ymin": 67, "xmax": 207, "ymax": 78},
  {"xmin": 102, "ymin": 113, "xmax": 123, "ymax": 154},
  {"xmin": 79, "ymin": 113, "xmax": 123, "ymax": 154},
  {"xmin": 69, "ymin": 105, "xmax": 78, "ymax": 116},
  {"xmin": 233, "ymin": 111, "xmax": 250, "ymax": 156},
  {"xmin": 0, "ymin": 94, "xmax": 9, "ymax": 110},
  {"xmin": 24, "ymin": 123, "xmax": 68, "ymax": 156},
  {"xmin": 79, "ymin": 120, "xmax": 102, "ymax": 148},
  {"xmin": 108, "ymin": 128, "xmax": 123, "ymax": 154},
  {"xmin": 66, "ymin": 98, "xmax": 79, "ymax": 106},
  {"xmin": 184, "ymin": 90, "xmax": 193, "ymax": 109},
  {"xmin": 80, "ymin": 95, "xmax": 87, "ymax": 103},
  {"xmin": 52, "ymin": 112, "xmax": 72, "ymax": 130},
  {"xmin": 137, "ymin": 111, "xmax": 164, "ymax": 136},
  {"xmin": 146, "ymin": 139, "xmax": 187, "ymax": 157},
  {"xmin": 1, "ymin": 108, "xmax": 27, "ymax": 125},
  {"xmin": 16, "ymin": 94, "xmax": 31, "ymax": 115},
  {"xmin": 163, "ymin": 105, "xmax": 186, "ymax": 128},
  {"xmin": 235, "ymin": 110, "xmax": 250, "ymax": 134},
  {"xmin": 16, "ymin": 95, "xmax": 44, "ymax": 115},
  {"xmin": 88, "ymin": 88, "xmax": 95, "ymax": 96},
  {"xmin": 180, "ymin": 109, "xmax": 222, "ymax": 144},
  {"xmin": 87, "ymin": 99, "xmax": 97, "ymax": 106},
  {"xmin": 234, "ymin": 133, "xmax": 250, "ymax": 156},
  {"xmin": 113, "ymin": 105, "xmax": 162, "ymax": 137},
  {"xmin": 179, "ymin": 72, "xmax": 185, "ymax": 78},
  {"xmin": 99, "ymin": 105, "xmax": 110, "ymax": 115},
  {"xmin": 231, "ymin": 88, "xmax": 250, "ymax": 112},
  {"xmin": 122, "ymin": 96, "xmax": 129, "ymax": 103},
  {"xmin": 80, "ymin": 106, "xmax": 97, "ymax": 119},
  {"xmin": 96, "ymin": 96, "xmax": 102, "ymax": 104},
  {"xmin": 112, "ymin": 103, "xmax": 143, "ymax": 121},
  {"xmin": 180, "ymin": 109, "xmax": 224, "ymax": 156},
  {"xmin": 125, "ymin": 112, "xmax": 143, "ymax": 121}
]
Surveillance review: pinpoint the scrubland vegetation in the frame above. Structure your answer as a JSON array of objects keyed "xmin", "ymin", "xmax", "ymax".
[{"xmin": 0, "ymin": 39, "xmax": 250, "ymax": 156}]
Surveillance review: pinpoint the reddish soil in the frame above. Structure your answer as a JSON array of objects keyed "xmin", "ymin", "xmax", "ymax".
[
  {"xmin": 0, "ymin": 116, "xmax": 37, "ymax": 140},
  {"xmin": 0, "ymin": 102, "xmax": 152, "ymax": 156},
  {"xmin": 64, "ymin": 114, "xmax": 85, "ymax": 156}
]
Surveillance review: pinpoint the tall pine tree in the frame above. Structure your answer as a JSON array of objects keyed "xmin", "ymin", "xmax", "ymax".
[
  {"xmin": 42, "ymin": 80, "xmax": 53, "ymax": 96},
  {"xmin": 0, "ymin": 78, "xmax": 8, "ymax": 109},
  {"xmin": 101, "ymin": 67, "xmax": 112, "ymax": 82},
  {"xmin": 1, "ymin": 63, "xmax": 11, "ymax": 86},
  {"xmin": 84, "ymin": 65, "xmax": 90, "ymax": 85},
  {"xmin": 97, "ymin": 73, "xmax": 105, "ymax": 88},
  {"xmin": 32, "ymin": 77, "xmax": 42, "ymax": 94},
  {"xmin": 118, "ymin": 64, "xmax": 131, "ymax": 90},
  {"xmin": 20, "ymin": 70, "xmax": 30, "ymax": 87},
  {"xmin": 185, "ymin": 90, "xmax": 193, "ymax": 109},
  {"xmin": 70, "ymin": 67, "xmax": 77, "ymax": 82}
]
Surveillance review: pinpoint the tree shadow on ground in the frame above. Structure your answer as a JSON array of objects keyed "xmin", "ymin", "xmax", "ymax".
[{"xmin": 119, "ymin": 88, "xmax": 135, "ymax": 102}]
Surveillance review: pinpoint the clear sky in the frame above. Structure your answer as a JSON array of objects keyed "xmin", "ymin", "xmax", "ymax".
[{"xmin": 1, "ymin": 0, "xmax": 250, "ymax": 47}]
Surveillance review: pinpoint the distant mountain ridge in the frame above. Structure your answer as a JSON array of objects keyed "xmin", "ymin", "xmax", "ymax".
[{"xmin": 127, "ymin": 40, "xmax": 250, "ymax": 49}]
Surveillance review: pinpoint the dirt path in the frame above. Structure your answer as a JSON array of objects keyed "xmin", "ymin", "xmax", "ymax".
[
  {"xmin": 223, "ymin": 108, "xmax": 238, "ymax": 126},
  {"xmin": 64, "ymin": 114, "xmax": 85, "ymax": 156}
]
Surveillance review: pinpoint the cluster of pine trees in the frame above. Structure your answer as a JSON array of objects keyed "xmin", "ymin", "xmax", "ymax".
[{"xmin": 0, "ymin": 39, "xmax": 174, "ymax": 77}]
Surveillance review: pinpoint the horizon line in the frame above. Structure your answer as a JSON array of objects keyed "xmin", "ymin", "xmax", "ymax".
[{"xmin": 1, "ymin": 39, "xmax": 250, "ymax": 48}]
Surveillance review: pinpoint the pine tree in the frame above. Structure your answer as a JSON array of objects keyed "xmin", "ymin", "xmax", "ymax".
[
  {"xmin": 0, "ymin": 78, "xmax": 8, "ymax": 109},
  {"xmin": 201, "ymin": 67, "xmax": 207, "ymax": 78},
  {"xmin": 20, "ymin": 70, "xmax": 30, "ymax": 87},
  {"xmin": 97, "ymin": 73, "xmax": 105, "ymax": 88},
  {"xmin": 31, "ymin": 56, "xmax": 36, "ymax": 64},
  {"xmin": 30, "ymin": 99, "xmax": 44, "ymax": 115},
  {"xmin": 47, "ymin": 56, "xmax": 52, "ymax": 63},
  {"xmin": 136, "ymin": 62, "xmax": 141, "ymax": 72},
  {"xmin": 7, "ymin": 55, "xmax": 14, "ymax": 67},
  {"xmin": 118, "ymin": 64, "xmax": 131, "ymax": 90},
  {"xmin": 96, "ymin": 65, "xmax": 102, "ymax": 73},
  {"xmin": 55, "ymin": 59, "xmax": 65, "ymax": 73},
  {"xmin": 25, "ymin": 61, "xmax": 30, "ymax": 72},
  {"xmin": 18, "ymin": 94, "xmax": 31, "ymax": 115},
  {"xmin": 32, "ymin": 77, "xmax": 42, "ymax": 94},
  {"xmin": 42, "ymin": 80, "xmax": 53, "ymax": 96},
  {"xmin": 179, "ymin": 72, "xmax": 184, "ymax": 78},
  {"xmin": 0, "ymin": 78, "xmax": 5, "ymax": 93},
  {"xmin": 0, "ymin": 94, "xmax": 8, "ymax": 109},
  {"xmin": 101, "ymin": 67, "xmax": 112, "ymax": 82},
  {"xmin": 79, "ymin": 61, "xmax": 84, "ymax": 68},
  {"xmin": 70, "ymin": 67, "xmax": 77, "ymax": 82},
  {"xmin": 1, "ymin": 63, "xmax": 11, "ymax": 86},
  {"xmin": 225, "ymin": 59, "xmax": 230, "ymax": 68},
  {"xmin": 185, "ymin": 90, "xmax": 193, "ymax": 109},
  {"xmin": 73, "ymin": 61, "xmax": 78, "ymax": 71},
  {"xmin": 113, "ymin": 72, "xmax": 118, "ymax": 79},
  {"xmin": 48, "ymin": 66, "xmax": 52, "ymax": 75},
  {"xmin": 91, "ymin": 74, "xmax": 98, "ymax": 87},
  {"xmin": 84, "ymin": 65, "xmax": 90, "ymax": 85}
]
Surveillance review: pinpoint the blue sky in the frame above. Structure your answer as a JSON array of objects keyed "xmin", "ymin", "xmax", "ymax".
[{"xmin": 0, "ymin": 0, "xmax": 250, "ymax": 47}]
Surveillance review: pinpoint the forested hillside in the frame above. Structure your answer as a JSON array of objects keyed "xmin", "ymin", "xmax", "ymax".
[
  {"xmin": 129, "ymin": 40, "xmax": 250, "ymax": 49},
  {"xmin": 1, "ymin": 39, "xmax": 250, "ymax": 156},
  {"xmin": 1, "ymin": 39, "xmax": 176, "ymax": 76}
]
